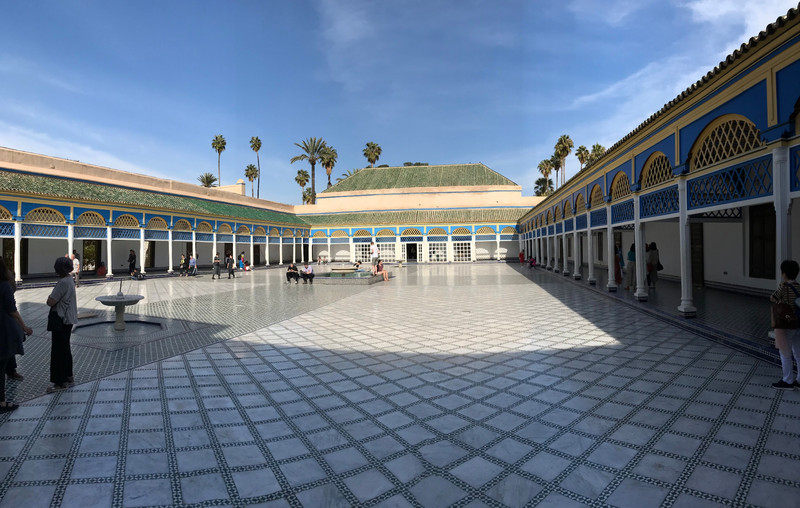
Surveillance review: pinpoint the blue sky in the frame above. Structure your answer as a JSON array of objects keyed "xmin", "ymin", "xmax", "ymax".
[{"xmin": 0, "ymin": 0, "xmax": 797, "ymax": 204}]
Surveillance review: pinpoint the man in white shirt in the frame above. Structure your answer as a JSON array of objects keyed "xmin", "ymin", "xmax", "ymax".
[
  {"xmin": 70, "ymin": 253, "xmax": 80, "ymax": 288},
  {"xmin": 301, "ymin": 263, "xmax": 315, "ymax": 284}
]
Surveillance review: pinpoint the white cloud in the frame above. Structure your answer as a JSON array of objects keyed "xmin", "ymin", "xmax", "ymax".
[
  {"xmin": 567, "ymin": 0, "xmax": 653, "ymax": 25},
  {"xmin": 0, "ymin": 54, "xmax": 84, "ymax": 94}
]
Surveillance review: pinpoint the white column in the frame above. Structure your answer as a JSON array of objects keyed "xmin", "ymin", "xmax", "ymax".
[
  {"xmin": 13, "ymin": 221, "xmax": 21, "ymax": 283},
  {"xmin": 395, "ymin": 236, "xmax": 401, "ymax": 263},
  {"xmin": 677, "ymin": 177, "xmax": 696, "ymax": 316},
  {"xmin": 250, "ymin": 236, "xmax": 255, "ymax": 267},
  {"xmin": 232, "ymin": 234, "xmax": 237, "ymax": 266},
  {"xmin": 470, "ymin": 233, "xmax": 476, "ymax": 262},
  {"xmin": 265, "ymin": 236, "xmax": 269, "ymax": 266},
  {"xmin": 279, "ymin": 237, "xmax": 283, "ymax": 265},
  {"xmin": 299, "ymin": 236, "xmax": 303, "ymax": 264},
  {"xmin": 447, "ymin": 234, "xmax": 453, "ymax": 262},
  {"xmin": 168, "ymin": 230, "xmax": 174, "ymax": 273},
  {"xmin": 634, "ymin": 195, "xmax": 648, "ymax": 301},
  {"xmin": 192, "ymin": 231, "xmax": 197, "ymax": 266},
  {"xmin": 292, "ymin": 236, "xmax": 296, "ymax": 264},
  {"xmin": 496, "ymin": 233, "xmax": 501, "ymax": 261},
  {"xmin": 774, "ymin": 146, "xmax": 791, "ymax": 284},
  {"xmin": 537, "ymin": 234, "xmax": 542, "ymax": 264},
  {"xmin": 212, "ymin": 233, "xmax": 217, "ymax": 264},
  {"xmin": 139, "ymin": 227, "xmax": 146, "ymax": 274},
  {"xmin": 562, "ymin": 232, "xmax": 569, "ymax": 276},
  {"xmin": 587, "ymin": 228, "xmax": 596, "ymax": 285},
  {"xmin": 67, "ymin": 223, "xmax": 74, "ymax": 257},
  {"xmin": 606, "ymin": 220, "xmax": 616, "ymax": 292},
  {"xmin": 572, "ymin": 227, "xmax": 581, "ymax": 279},
  {"xmin": 106, "ymin": 225, "xmax": 113, "ymax": 278},
  {"xmin": 422, "ymin": 235, "xmax": 429, "ymax": 263},
  {"xmin": 348, "ymin": 237, "xmax": 355, "ymax": 263}
]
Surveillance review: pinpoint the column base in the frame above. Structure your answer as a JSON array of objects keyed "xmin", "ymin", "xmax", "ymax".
[
  {"xmin": 563, "ymin": 271, "xmax": 570, "ymax": 277},
  {"xmin": 634, "ymin": 289, "xmax": 648, "ymax": 301},
  {"xmin": 588, "ymin": 278, "xmax": 596, "ymax": 285},
  {"xmin": 106, "ymin": 273, "xmax": 114, "ymax": 279},
  {"xmin": 573, "ymin": 274, "xmax": 581, "ymax": 280},
  {"xmin": 606, "ymin": 285, "xmax": 617, "ymax": 292},
  {"xmin": 554, "ymin": 268, "xmax": 560, "ymax": 274},
  {"xmin": 167, "ymin": 269, "xmax": 174, "ymax": 274},
  {"xmin": 678, "ymin": 303, "xmax": 697, "ymax": 317}
]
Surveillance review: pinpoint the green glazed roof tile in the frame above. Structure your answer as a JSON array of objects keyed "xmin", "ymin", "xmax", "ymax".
[
  {"xmin": 322, "ymin": 164, "xmax": 518, "ymax": 194},
  {"xmin": 302, "ymin": 208, "xmax": 526, "ymax": 226}
]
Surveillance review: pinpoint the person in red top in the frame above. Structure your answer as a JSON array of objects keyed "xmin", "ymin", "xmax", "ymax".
[{"xmin": 519, "ymin": 250, "xmax": 525, "ymax": 264}]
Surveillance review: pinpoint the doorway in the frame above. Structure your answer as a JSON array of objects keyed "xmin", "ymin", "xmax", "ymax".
[
  {"xmin": 406, "ymin": 243, "xmax": 418, "ymax": 263},
  {"xmin": 83, "ymin": 240, "xmax": 101, "ymax": 273}
]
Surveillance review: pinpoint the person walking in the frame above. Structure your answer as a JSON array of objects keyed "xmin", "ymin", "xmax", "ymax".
[
  {"xmin": 770, "ymin": 260, "xmax": 800, "ymax": 390},
  {"xmin": 0, "ymin": 258, "xmax": 32, "ymax": 412},
  {"xmin": 646, "ymin": 242, "xmax": 660, "ymax": 289},
  {"xmin": 46, "ymin": 256, "xmax": 77, "ymax": 393},
  {"xmin": 212, "ymin": 253, "xmax": 221, "ymax": 280},
  {"xmin": 370, "ymin": 242, "xmax": 380, "ymax": 275},
  {"xmin": 226, "ymin": 253, "xmax": 235, "ymax": 279},
  {"xmin": 128, "ymin": 249, "xmax": 136, "ymax": 276},
  {"xmin": 623, "ymin": 243, "xmax": 636, "ymax": 290},
  {"xmin": 1, "ymin": 259, "xmax": 28, "ymax": 384}
]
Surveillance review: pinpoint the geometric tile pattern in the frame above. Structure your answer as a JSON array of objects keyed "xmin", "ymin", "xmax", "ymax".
[
  {"xmin": 688, "ymin": 156, "xmax": 772, "ymax": 210},
  {"xmin": 1, "ymin": 264, "xmax": 798, "ymax": 507},
  {"xmin": 640, "ymin": 185, "xmax": 679, "ymax": 219},
  {"xmin": 690, "ymin": 118, "xmax": 764, "ymax": 172}
]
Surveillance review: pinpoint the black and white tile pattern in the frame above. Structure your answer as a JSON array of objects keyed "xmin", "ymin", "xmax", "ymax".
[{"xmin": 1, "ymin": 265, "xmax": 797, "ymax": 507}]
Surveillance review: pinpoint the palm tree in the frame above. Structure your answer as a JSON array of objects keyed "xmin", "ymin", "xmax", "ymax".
[
  {"xmin": 211, "ymin": 135, "xmax": 226, "ymax": 186},
  {"xmin": 244, "ymin": 164, "xmax": 259, "ymax": 197},
  {"xmin": 537, "ymin": 159, "xmax": 553, "ymax": 185},
  {"xmin": 534, "ymin": 177, "xmax": 554, "ymax": 196},
  {"xmin": 550, "ymin": 154, "xmax": 562, "ymax": 190},
  {"xmin": 250, "ymin": 136, "xmax": 262, "ymax": 198},
  {"xmin": 198, "ymin": 173, "xmax": 218, "ymax": 188},
  {"xmin": 295, "ymin": 169, "xmax": 310, "ymax": 203},
  {"xmin": 554, "ymin": 134, "xmax": 574, "ymax": 186},
  {"xmin": 319, "ymin": 145, "xmax": 338, "ymax": 188},
  {"xmin": 363, "ymin": 142, "xmax": 382, "ymax": 167},
  {"xmin": 575, "ymin": 145, "xmax": 589, "ymax": 171},
  {"xmin": 337, "ymin": 168, "xmax": 361, "ymax": 182},
  {"xmin": 302, "ymin": 188, "xmax": 315, "ymax": 204},
  {"xmin": 290, "ymin": 137, "xmax": 327, "ymax": 204},
  {"xmin": 589, "ymin": 143, "xmax": 606, "ymax": 165}
]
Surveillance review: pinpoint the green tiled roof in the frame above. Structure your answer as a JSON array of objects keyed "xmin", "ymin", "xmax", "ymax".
[
  {"xmin": 322, "ymin": 164, "xmax": 518, "ymax": 194},
  {"xmin": 0, "ymin": 170, "xmax": 308, "ymax": 225},
  {"xmin": 302, "ymin": 208, "xmax": 527, "ymax": 226}
]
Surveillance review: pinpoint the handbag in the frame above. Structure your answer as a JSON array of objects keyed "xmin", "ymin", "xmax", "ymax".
[
  {"xmin": 772, "ymin": 284, "xmax": 800, "ymax": 329},
  {"xmin": 657, "ymin": 261, "xmax": 664, "ymax": 271},
  {"xmin": 47, "ymin": 307, "xmax": 65, "ymax": 332}
]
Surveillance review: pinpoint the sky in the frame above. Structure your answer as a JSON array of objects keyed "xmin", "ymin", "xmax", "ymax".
[{"xmin": 0, "ymin": 0, "xmax": 798, "ymax": 204}]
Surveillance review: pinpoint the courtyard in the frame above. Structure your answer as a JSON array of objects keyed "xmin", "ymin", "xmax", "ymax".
[{"xmin": 0, "ymin": 264, "xmax": 798, "ymax": 507}]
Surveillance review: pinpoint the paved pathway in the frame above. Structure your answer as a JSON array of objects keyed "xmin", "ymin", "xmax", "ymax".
[{"xmin": 1, "ymin": 264, "xmax": 798, "ymax": 507}]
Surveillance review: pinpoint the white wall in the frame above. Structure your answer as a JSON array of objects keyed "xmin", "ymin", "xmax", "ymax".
[
  {"xmin": 112, "ymin": 240, "xmax": 139, "ymax": 273},
  {"xmin": 642, "ymin": 221, "xmax": 677, "ymax": 278},
  {"xmin": 703, "ymin": 221, "xmax": 749, "ymax": 287},
  {"xmin": 27, "ymin": 239, "xmax": 68, "ymax": 275}
]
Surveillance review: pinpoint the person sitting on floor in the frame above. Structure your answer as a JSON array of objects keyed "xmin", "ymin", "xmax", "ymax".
[
  {"xmin": 286, "ymin": 263, "xmax": 299, "ymax": 284},
  {"xmin": 301, "ymin": 262, "xmax": 314, "ymax": 284}
]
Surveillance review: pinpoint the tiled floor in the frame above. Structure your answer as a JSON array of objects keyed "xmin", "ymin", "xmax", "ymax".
[{"xmin": 1, "ymin": 264, "xmax": 798, "ymax": 507}]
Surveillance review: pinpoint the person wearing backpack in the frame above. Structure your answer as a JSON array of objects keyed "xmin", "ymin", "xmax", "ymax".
[{"xmin": 770, "ymin": 259, "xmax": 800, "ymax": 390}]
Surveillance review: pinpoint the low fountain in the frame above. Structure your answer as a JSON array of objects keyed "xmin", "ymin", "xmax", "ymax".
[{"xmin": 95, "ymin": 280, "xmax": 145, "ymax": 331}]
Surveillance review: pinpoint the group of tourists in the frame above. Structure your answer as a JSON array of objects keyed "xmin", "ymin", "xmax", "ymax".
[{"xmin": 285, "ymin": 262, "xmax": 315, "ymax": 284}]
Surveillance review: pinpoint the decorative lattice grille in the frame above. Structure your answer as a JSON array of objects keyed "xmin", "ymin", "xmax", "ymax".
[
  {"xmin": 0, "ymin": 223, "xmax": 13, "ymax": 236},
  {"xmin": 145, "ymin": 230, "xmax": 169, "ymax": 240},
  {"xmin": 688, "ymin": 155, "xmax": 772, "ymax": 209},
  {"xmin": 196, "ymin": 222, "xmax": 212, "ymax": 232},
  {"xmin": 313, "ymin": 231, "xmax": 326, "ymax": 238},
  {"xmin": 253, "ymin": 236, "xmax": 267, "ymax": 243},
  {"xmin": 236, "ymin": 225, "xmax": 250, "ymax": 235},
  {"xmin": 564, "ymin": 221, "xmax": 573, "ymax": 233},
  {"xmin": 501, "ymin": 226, "xmax": 516, "ymax": 234},
  {"xmin": 475, "ymin": 235, "xmax": 495, "ymax": 241},
  {"xmin": 575, "ymin": 215, "xmax": 587, "ymax": 230},
  {"xmin": 196, "ymin": 233, "xmax": 213, "ymax": 242},
  {"xmin": 174, "ymin": 219, "xmax": 192, "ymax": 231},
  {"xmin": 611, "ymin": 173, "xmax": 631, "ymax": 201},
  {"xmin": 113, "ymin": 214, "xmax": 139, "ymax": 227},
  {"xmin": 555, "ymin": 208, "xmax": 562, "ymax": 222},
  {"xmin": 691, "ymin": 117, "xmax": 764, "ymax": 171},
  {"xmin": 354, "ymin": 243, "xmax": 371, "ymax": 262},
  {"xmin": 331, "ymin": 230, "xmax": 348, "ymax": 238},
  {"xmin": 428, "ymin": 227, "xmax": 447, "ymax": 235},
  {"xmin": 172, "ymin": 231, "xmax": 192, "ymax": 241},
  {"xmin": 282, "ymin": 229, "xmax": 294, "ymax": 238},
  {"xmin": 353, "ymin": 229, "xmax": 371, "ymax": 237},
  {"xmin": 74, "ymin": 227, "xmax": 106, "ymax": 239},
  {"xmin": 452, "ymin": 227, "xmax": 471, "ymax": 235},
  {"xmin": 218, "ymin": 224, "xmax": 233, "ymax": 234},
  {"xmin": 575, "ymin": 194, "xmax": 586, "ymax": 212},
  {"xmin": 545, "ymin": 212, "xmax": 552, "ymax": 225},
  {"xmin": 611, "ymin": 199, "xmax": 634, "ymax": 224},
  {"xmin": 376, "ymin": 229, "xmax": 395, "ymax": 237},
  {"xmin": 590, "ymin": 186, "xmax": 604, "ymax": 208},
  {"xmin": 217, "ymin": 234, "xmax": 233, "ymax": 242},
  {"xmin": 111, "ymin": 228, "xmax": 140, "ymax": 239},
  {"xmin": 402, "ymin": 228, "xmax": 422, "ymax": 236},
  {"xmin": 378, "ymin": 243, "xmax": 396, "ymax": 262},
  {"xmin": 556, "ymin": 223, "xmax": 563, "ymax": 234},
  {"xmin": 564, "ymin": 202, "xmax": 573, "ymax": 218},
  {"xmin": 26, "ymin": 208, "xmax": 66, "ymax": 224},
  {"xmin": 791, "ymin": 146, "xmax": 800, "ymax": 192},
  {"xmin": 691, "ymin": 208, "xmax": 743, "ymax": 220},
  {"xmin": 640, "ymin": 186, "xmax": 680, "ymax": 218},
  {"xmin": 22, "ymin": 224, "xmax": 67, "ymax": 237},
  {"xmin": 476, "ymin": 226, "xmax": 494, "ymax": 234},
  {"xmin": 590, "ymin": 208, "xmax": 607, "ymax": 227},
  {"xmin": 236, "ymin": 235, "xmax": 250, "ymax": 243},
  {"xmin": 146, "ymin": 217, "xmax": 168, "ymax": 230},
  {"xmin": 253, "ymin": 227, "xmax": 266, "ymax": 236},
  {"xmin": 641, "ymin": 153, "xmax": 673, "ymax": 189},
  {"xmin": 270, "ymin": 228, "xmax": 281, "ymax": 237},
  {"xmin": 75, "ymin": 212, "xmax": 105, "ymax": 226}
]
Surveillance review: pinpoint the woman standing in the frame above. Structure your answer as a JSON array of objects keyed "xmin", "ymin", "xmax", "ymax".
[
  {"xmin": 770, "ymin": 260, "xmax": 800, "ymax": 390},
  {"xmin": 128, "ymin": 249, "xmax": 136, "ymax": 276},
  {"xmin": 646, "ymin": 242, "xmax": 660, "ymax": 289},
  {"xmin": 46, "ymin": 257, "xmax": 77, "ymax": 393},
  {"xmin": 0, "ymin": 260, "xmax": 32, "ymax": 412},
  {"xmin": 623, "ymin": 243, "xmax": 636, "ymax": 290},
  {"xmin": 179, "ymin": 254, "xmax": 187, "ymax": 277}
]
